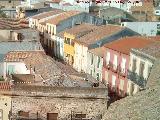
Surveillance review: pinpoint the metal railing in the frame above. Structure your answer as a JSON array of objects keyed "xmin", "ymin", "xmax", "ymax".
[
  {"xmin": 127, "ymin": 70, "xmax": 147, "ymax": 87},
  {"xmin": 105, "ymin": 62, "xmax": 127, "ymax": 77}
]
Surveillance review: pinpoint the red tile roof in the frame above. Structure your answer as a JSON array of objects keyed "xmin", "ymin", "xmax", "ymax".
[
  {"xmin": 0, "ymin": 18, "xmax": 29, "ymax": 30},
  {"xmin": 4, "ymin": 51, "xmax": 44, "ymax": 62},
  {"xmin": 103, "ymin": 36, "xmax": 155, "ymax": 55},
  {"xmin": 46, "ymin": 11, "xmax": 81, "ymax": 25},
  {"xmin": 32, "ymin": 9, "xmax": 64, "ymax": 20},
  {"xmin": 75, "ymin": 25, "xmax": 124, "ymax": 46},
  {"xmin": 64, "ymin": 23, "xmax": 98, "ymax": 38}
]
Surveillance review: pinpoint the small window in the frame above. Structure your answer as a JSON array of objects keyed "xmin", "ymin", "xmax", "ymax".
[
  {"xmin": 90, "ymin": 70, "xmax": 92, "ymax": 75},
  {"xmin": 157, "ymin": 24, "xmax": 160, "ymax": 29},
  {"xmin": 8, "ymin": 0, "xmax": 11, "ymax": 3},
  {"xmin": 96, "ymin": 73, "xmax": 100, "ymax": 81},
  {"xmin": 139, "ymin": 61, "xmax": 145, "ymax": 77},
  {"xmin": 71, "ymin": 40, "xmax": 74, "ymax": 46},
  {"xmin": 97, "ymin": 57, "xmax": 100, "ymax": 68},
  {"xmin": 91, "ymin": 54, "xmax": 93, "ymax": 65}
]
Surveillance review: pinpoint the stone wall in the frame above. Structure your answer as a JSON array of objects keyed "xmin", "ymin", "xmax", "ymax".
[
  {"xmin": 9, "ymin": 85, "xmax": 108, "ymax": 120},
  {"xmin": 12, "ymin": 96, "xmax": 107, "ymax": 120}
]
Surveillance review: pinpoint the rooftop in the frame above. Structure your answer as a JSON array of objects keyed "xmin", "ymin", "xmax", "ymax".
[
  {"xmin": 102, "ymin": 85, "xmax": 160, "ymax": 120},
  {"xmin": 31, "ymin": 9, "xmax": 64, "ymax": 20},
  {"xmin": 89, "ymin": 47, "xmax": 104, "ymax": 57},
  {"xmin": 64, "ymin": 23, "xmax": 98, "ymax": 38},
  {"xmin": 0, "ymin": 18, "xmax": 29, "ymax": 30},
  {"xmin": 46, "ymin": 10, "xmax": 81, "ymax": 25},
  {"xmin": 75, "ymin": 25, "xmax": 125, "ymax": 46},
  {"xmin": 4, "ymin": 51, "xmax": 44, "ymax": 62},
  {"xmin": 11, "ymin": 52, "xmax": 102, "ymax": 88},
  {"xmin": 0, "ymin": 41, "xmax": 43, "ymax": 62},
  {"xmin": 131, "ymin": 2, "xmax": 154, "ymax": 12},
  {"xmin": 136, "ymin": 42, "xmax": 160, "ymax": 59},
  {"xmin": 104, "ymin": 36, "xmax": 155, "ymax": 55}
]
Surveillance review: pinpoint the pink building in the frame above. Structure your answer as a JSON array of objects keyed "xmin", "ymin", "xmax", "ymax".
[{"xmin": 102, "ymin": 36, "xmax": 154, "ymax": 98}]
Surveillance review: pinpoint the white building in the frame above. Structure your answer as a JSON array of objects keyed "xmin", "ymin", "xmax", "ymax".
[
  {"xmin": 127, "ymin": 41, "xmax": 159, "ymax": 95},
  {"xmin": 121, "ymin": 22, "xmax": 160, "ymax": 36},
  {"xmin": 87, "ymin": 47, "xmax": 103, "ymax": 81},
  {"xmin": 0, "ymin": 42, "xmax": 43, "ymax": 79}
]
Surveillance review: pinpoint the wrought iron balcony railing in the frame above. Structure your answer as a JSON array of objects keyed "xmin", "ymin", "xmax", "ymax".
[{"xmin": 127, "ymin": 70, "xmax": 147, "ymax": 88}]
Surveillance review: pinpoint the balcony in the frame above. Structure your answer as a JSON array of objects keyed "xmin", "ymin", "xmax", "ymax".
[
  {"xmin": 119, "ymin": 68, "xmax": 127, "ymax": 77},
  {"xmin": 105, "ymin": 62, "xmax": 127, "ymax": 78},
  {"xmin": 127, "ymin": 70, "xmax": 147, "ymax": 88}
]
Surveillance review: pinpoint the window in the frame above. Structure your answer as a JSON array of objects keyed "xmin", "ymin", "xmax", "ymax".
[
  {"xmin": 139, "ymin": 61, "xmax": 145, "ymax": 77},
  {"xmin": 49, "ymin": 26, "xmax": 51, "ymax": 34},
  {"xmin": 64, "ymin": 37, "xmax": 70, "ymax": 44},
  {"xmin": 96, "ymin": 73, "xmax": 100, "ymax": 81},
  {"xmin": 52, "ymin": 28, "xmax": 54, "ymax": 35},
  {"xmin": 147, "ymin": 64, "xmax": 152, "ymax": 78},
  {"xmin": 157, "ymin": 24, "xmax": 160, "ymax": 29},
  {"xmin": 0, "ymin": 110, "xmax": 2, "ymax": 120},
  {"xmin": 112, "ymin": 75, "xmax": 116, "ymax": 87},
  {"xmin": 106, "ymin": 51, "xmax": 110, "ymax": 65},
  {"xmin": 7, "ymin": 65, "xmax": 15, "ymax": 75},
  {"xmin": 121, "ymin": 58, "xmax": 126, "ymax": 73},
  {"xmin": 91, "ymin": 54, "xmax": 93, "ymax": 65},
  {"xmin": 105, "ymin": 71, "xmax": 109, "ymax": 84},
  {"xmin": 132, "ymin": 58, "xmax": 137, "ymax": 72},
  {"xmin": 119, "ymin": 79, "xmax": 124, "ymax": 91},
  {"xmin": 97, "ymin": 57, "xmax": 100, "ymax": 68},
  {"xmin": 90, "ymin": 70, "xmax": 92, "ymax": 75},
  {"xmin": 113, "ymin": 54, "xmax": 118, "ymax": 70},
  {"xmin": 8, "ymin": 0, "xmax": 11, "ymax": 3},
  {"xmin": 71, "ymin": 40, "xmax": 74, "ymax": 46}
]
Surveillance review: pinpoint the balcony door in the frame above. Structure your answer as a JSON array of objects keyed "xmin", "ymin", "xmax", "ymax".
[
  {"xmin": 0, "ymin": 109, "xmax": 2, "ymax": 120},
  {"xmin": 139, "ymin": 61, "xmax": 145, "ymax": 77}
]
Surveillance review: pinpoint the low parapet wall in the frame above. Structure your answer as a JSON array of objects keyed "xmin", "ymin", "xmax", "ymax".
[{"xmin": 11, "ymin": 85, "xmax": 108, "ymax": 99}]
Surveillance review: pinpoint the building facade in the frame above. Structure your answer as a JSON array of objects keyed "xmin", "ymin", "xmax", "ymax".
[
  {"xmin": 121, "ymin": 22, "xmax": 160, "ymax": 36},
  {"xmin": 0, "ymin": 95, "xmax": 11, "ymax": 120},
  {"xmin": 127, "ymin": 42, "xmax": 160, "ymax": 95},
  {"xmin": 73, "ymin": 25, "xmax": 139, "ymax": 73},
  {"xmin": 102, "ymin": 37, "xmax": 154, "ymax": 97},
  {"xmin": 87, "ymin": 47, "xmax": 103, "ymax": 81}
]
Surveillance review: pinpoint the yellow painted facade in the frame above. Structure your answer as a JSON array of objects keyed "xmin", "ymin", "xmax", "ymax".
[
  {"xmin": 64, "ymin": 44, "xmax": 75, "ymax": 56},
  {"xmin": 0, "ymin": 95, "xmax": 11, "ymax": 120},
  {"xmin": 63, "ymin": 32, "xmax": 76, "ymax": 65}
]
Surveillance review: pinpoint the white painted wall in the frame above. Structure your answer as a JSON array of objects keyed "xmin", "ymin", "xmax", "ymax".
[
  {"xmin": 129, "ymin": 53, "xmax": 153, "ymax": 79},
  {"xmin": 0, "ymin": 95, "xmax": 11, "ymax": 120},
  {"xmin": 73, "ymin": 43, "xmax": 88, "ymax": 73},
  {"xmin": 127, "ymin": 52, "xmax": 154, "ymax": 95},
  {"xmin": 53, "ymin": 35, "xmax": 64, "ymax": 59},
  {"xmin": 87, "ymin": 51, "xmax": 103, "ymax": 81},
  {"xmin": 121, "ymin": 22, "xmax": 160, "ymax": 36},
  {"xmin": 2, "ymin": 62, "xmax": 30, "ymax": 79}
]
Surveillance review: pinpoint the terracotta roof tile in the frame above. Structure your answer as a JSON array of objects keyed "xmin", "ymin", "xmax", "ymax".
[
  {"xmin": 4, "ymin": 51, "xmax": 44, "ymax": 62},
  {"xmin": 89, "ymin": 47, "xmax": 104, "ymax": 57},
  {"xmin": 75, "ymin": 25, "xmax": 125, "ymax": 46},
  {"xmin": 32, "ymin": 9, "xmax": 64, "ymax": 20},
  {"xmin": 46, "ymin": 11, "xmax": 81, "ymax": 25},
  {"xmin": 0, "ymin": 18, "xmax": 29, "ymax": 30},
  {"xmin": 103, "ymin": 36, "xmax": 155, "ymax": 55},
  {"xmin": 136, "ymin": 42, "xmax": 160, "ymax": 58},
  {"xmin": 64, "ymin": 23, "xmax": 98, "ymax": 38}
]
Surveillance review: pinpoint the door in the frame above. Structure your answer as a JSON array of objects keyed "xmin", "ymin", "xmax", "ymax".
[
  {"xmin": 7, "ymin": 65, "xmax": 15, "ymax": 75},
  {"xmin": 0, "ymin": 110, "xmax": 2, "ymax": 120},
  {"xmin": 47, "ymin": 113, "xmax": 58, "ymax": 120}
]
